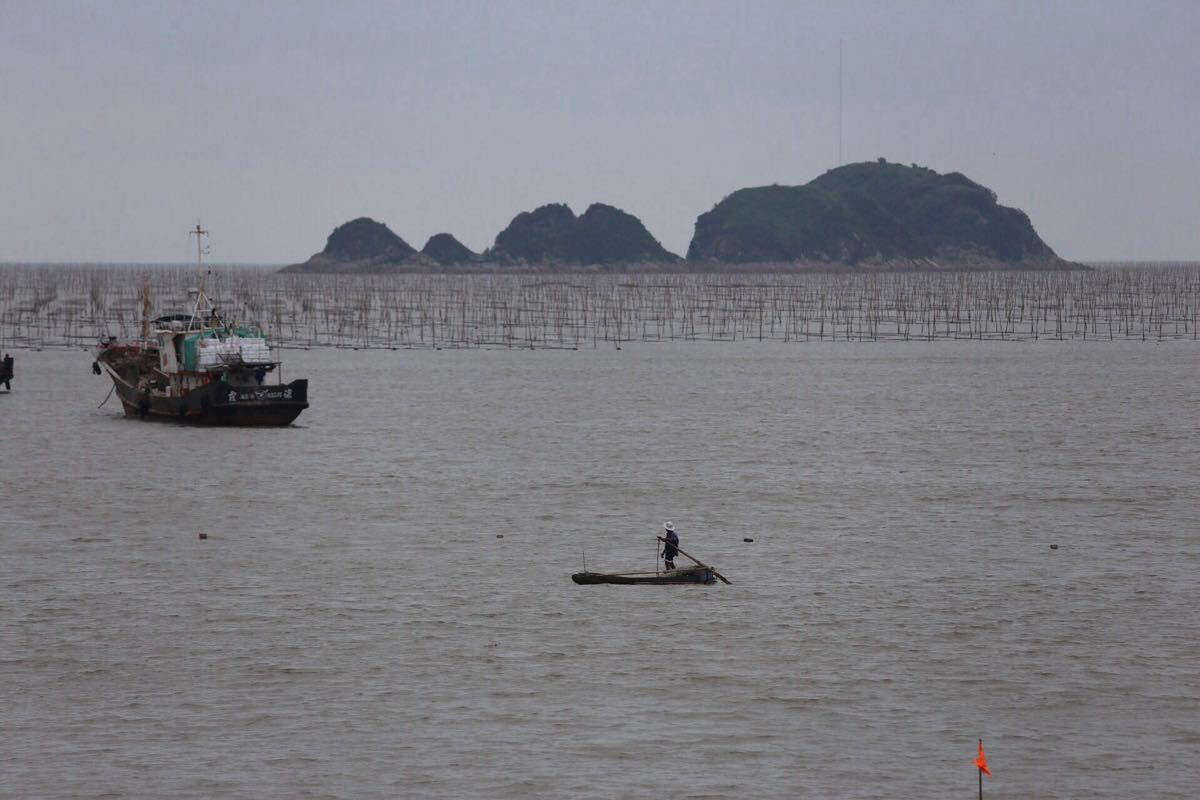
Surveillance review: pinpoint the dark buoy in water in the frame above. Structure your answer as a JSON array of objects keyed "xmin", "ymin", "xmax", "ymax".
[
  {"xmin": 198, "ymin": 533, "xmax": 208, "ymax": 540},
  {"xmin": 743, "ymin": 537, "xmax": 754, "ymax": 542},
  {"xmin": 1050, "ymin": 544, "xmax": 1058, "ymax": 550},
  {"xmin": 496, "ymin": 534, "xmax": 504, "ymax": 538}
]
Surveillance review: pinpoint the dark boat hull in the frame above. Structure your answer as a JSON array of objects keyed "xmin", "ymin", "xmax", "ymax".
[
  {"xmin": 572, "ymin": 567, "xmax": 716, "ymax": 585},
  {"xmin": 111, "ymin": 375, "xmax": 309, "ymax": 426}
]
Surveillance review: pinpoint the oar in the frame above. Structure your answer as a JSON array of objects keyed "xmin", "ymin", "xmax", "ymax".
[{"xmin": 657, "ymin": 536, "xmax": 732, "ymax": 584}]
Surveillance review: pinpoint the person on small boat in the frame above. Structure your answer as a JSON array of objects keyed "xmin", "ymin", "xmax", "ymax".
[{"xmin": 661, "ymin": 521, "xmax": 679, "ymax": 570}]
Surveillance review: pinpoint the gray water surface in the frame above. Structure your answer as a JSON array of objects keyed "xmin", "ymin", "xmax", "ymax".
[{"xmin": 2, "ymin": 342, "xmax": 1198, "ymax": 798}]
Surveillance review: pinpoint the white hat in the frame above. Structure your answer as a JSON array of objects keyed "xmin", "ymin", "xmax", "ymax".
[{"xmin": 663, "ymin": 521, "xmax": 674, "ymax": 532}]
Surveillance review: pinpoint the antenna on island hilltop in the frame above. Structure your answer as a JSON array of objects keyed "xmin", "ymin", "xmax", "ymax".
[{"xmin": 838, "ymin": 39, "xmax": 843, "ymax": 166}]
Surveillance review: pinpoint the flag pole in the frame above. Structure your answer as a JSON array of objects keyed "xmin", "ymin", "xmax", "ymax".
[{"xmin": 978, "ymin": 738, "xmax": 984, "ymax": 800}]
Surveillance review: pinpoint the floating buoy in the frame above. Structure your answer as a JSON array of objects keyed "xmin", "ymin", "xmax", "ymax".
[
  {"xmin": 743, "ymin": 537, "xmax": 754, "ymax": 542},
  {"xmin": 1050, "ymin": 544, "xmax": 1058, "ymax": 549},
  {"xmin": 198, "ymin": 533, "xmax": 208, "ymax": 540},
  {"xmin": 496, "ymin": 534, "xmax": 504, "ymax": 538}
]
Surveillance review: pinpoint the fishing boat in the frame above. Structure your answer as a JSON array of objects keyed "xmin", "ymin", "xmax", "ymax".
[
  {"xmin": 572, "ymin": 535, "xmax": 730, "ymax": 586},
  {"xmin": 572, "ymin": 566, "xmax": 717, "ymax": 585},
  {"xmin": 91, "ymin": 225, "xmax": 308, "ymax": 426}
]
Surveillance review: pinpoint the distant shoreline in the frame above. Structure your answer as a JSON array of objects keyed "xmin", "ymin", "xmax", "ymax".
[
  {"xmin": 2, "ymin": 260, "xmax": 1199, "ymax": 271},
  {"xmin": 0, "ymin": 262, "xmax": 1195, "ymax": 275}
]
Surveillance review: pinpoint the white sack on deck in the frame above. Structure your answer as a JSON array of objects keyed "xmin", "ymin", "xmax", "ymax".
[{"xmin": 197, "ymin": 336, "xmax": 272, "ymax": 367}]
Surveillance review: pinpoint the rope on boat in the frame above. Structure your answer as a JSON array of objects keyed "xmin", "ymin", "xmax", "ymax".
[{"xmin": 97, "ymin": 383, "xmax": 115, "ymax": 408}]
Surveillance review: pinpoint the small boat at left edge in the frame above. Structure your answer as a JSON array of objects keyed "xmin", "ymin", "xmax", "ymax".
[{"xmin": 91, "ymin": 224, "xmax": 309, "ymax": 426}]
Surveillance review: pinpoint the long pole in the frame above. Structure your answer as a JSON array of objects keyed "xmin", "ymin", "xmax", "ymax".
[
  {"xmin": 189, "ymin": 223, "xmax": 208, "ymax": 329},
  {"xmin": 656, "ymin": 536, "xmax": 731, "ymax": 584},
  {"xmin": 838, "ymin": 38, "xmax": 843, "ymax": 166},
  {"xmin": 978, "ymin": 737, "xmax": 984, "ymax": 800}
]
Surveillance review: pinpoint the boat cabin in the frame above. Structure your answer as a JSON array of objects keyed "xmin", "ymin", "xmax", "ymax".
[{"xmin": 154, "ymin": 321, "xmax": 279, "ymax": 395}]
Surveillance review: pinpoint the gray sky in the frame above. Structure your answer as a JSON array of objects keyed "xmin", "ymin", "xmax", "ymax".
[{"xmin": 2, "ymin": 0, "xmax": 1197, "ymax": 263}]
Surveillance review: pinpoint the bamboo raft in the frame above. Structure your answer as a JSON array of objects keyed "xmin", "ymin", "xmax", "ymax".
[{"xmin": 572, "ymin": 566, "xmax": 717, "ymax": 585}]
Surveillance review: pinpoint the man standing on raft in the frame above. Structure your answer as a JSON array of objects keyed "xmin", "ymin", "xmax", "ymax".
[{"xmin": 661, "ymin": 521, "xmax": 680, "ymax": 571}]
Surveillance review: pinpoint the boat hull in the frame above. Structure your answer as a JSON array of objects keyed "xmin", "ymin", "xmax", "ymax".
[
  {"xmin": 110, "ymin": 374, "xmax": 309, "ymax": 426},
  {"xmin": 572, "ymin": 567, "xmax": 716, "ymax": 585}
]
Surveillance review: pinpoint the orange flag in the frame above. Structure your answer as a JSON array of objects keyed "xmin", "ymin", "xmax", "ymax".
[{"xmin": 974, "ymin": 739, "xmax": 992, "ymax": 777}]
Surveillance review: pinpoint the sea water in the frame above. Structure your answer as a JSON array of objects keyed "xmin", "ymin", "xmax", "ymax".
[{"xmin": 2, "ymin": 341, "xmax": 1197, "ymax": 798}]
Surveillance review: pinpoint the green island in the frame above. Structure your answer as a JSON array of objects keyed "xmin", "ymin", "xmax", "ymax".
[{"xmin": 282, "ymin": 161, "xmax": 1083, "ymax": 274}]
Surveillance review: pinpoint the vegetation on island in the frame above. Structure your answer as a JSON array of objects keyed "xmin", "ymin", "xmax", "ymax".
[
  {"xmin": 421, "ymin": 233, "xmax": 477, "ymax": 265},
  {"xmin": 280, "ymin": 217, "xmax": 416, "ymax": 273},
  {"xmin": 282, "ymin": 161, "xmax": 1080, "ymax": 273},
  {"xmin": 687, "ymin": 160, "xmax": 1063, "ymax": 267},
  {"xmin": 322, "ymin": 217, "xmax": 415, "ymax": 262},
  {"xmin": 486, "ymin": 203, "xmax": 679, "ymax": 265}
]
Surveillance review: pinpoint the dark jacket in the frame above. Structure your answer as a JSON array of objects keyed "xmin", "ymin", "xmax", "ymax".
[{"xmin": 663, "ymin": 531, "xmax": 679, "ymax": 560}]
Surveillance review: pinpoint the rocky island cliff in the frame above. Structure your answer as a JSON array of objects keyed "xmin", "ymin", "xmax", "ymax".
[
  {"xmin": 280, "ymin": 218, "xmax": 417, "ymax": 274},
  {"xmin": 281, "ymin": 202, "xmax": 677, "ymax": 274},
  {"xmin": 486, "ymin": 203, "xmax": 679, "ymax": 266},
  {"xmin": 687, "ymin": 160, "xmax": 1077, "ymax": 270},
  {"xmin": 282, "ymin": 162, "xmax": 1082, "ymax": 274}
]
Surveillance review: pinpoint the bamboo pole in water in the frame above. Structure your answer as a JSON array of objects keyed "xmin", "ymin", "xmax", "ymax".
[{"xmin": 3, "ymin": 265, "xmax": 1200, "ymax": 348}]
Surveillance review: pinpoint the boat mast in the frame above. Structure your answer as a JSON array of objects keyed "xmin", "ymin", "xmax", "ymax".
[
  {"xmin": 140, "ymin": 274, "xmax": 152, "ymax": 344},
  {"xmin": 191, "ymin": 222, "xmax": 207, "ymax": 268},
  {"xmin": 188, "ymin": 223, "xmax": 211, "ymax": 329}
]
